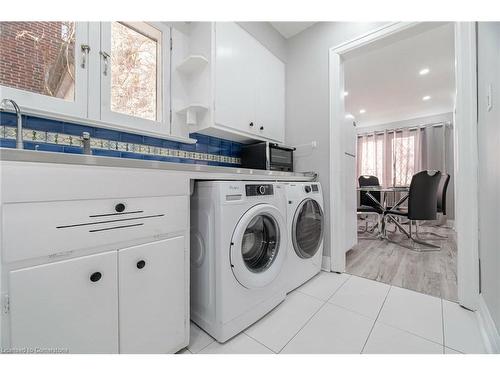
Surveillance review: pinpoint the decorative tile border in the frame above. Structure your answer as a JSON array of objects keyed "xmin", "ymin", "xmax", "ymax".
[{"xmin": 0, "ymin": 113, "xmax": 242, "ymax": 166}]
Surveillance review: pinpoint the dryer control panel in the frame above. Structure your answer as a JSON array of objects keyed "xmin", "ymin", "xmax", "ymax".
[{"xmin": 246, "ymin": 184, "xmax": 274, "ymax": 196}]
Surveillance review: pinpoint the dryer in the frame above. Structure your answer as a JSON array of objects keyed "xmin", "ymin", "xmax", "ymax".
[
  {"xmin": 190, "ymin": 181, "xmax": 288, "ymax": 342},
  {"xmin": 284, "ymin": 182, "xmax": 325, "ymax": 293}
]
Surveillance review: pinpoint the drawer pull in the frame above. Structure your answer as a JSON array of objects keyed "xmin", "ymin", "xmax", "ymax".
[
  {"xmin": 136, "ymin": 260, "xmax": 146, "ymax": 269},
  {"xmin": 56, "ymin": 214, "xmax": 165, "ymax": 229},
  {"xmin": 115, "ymin": 203, "xmax": 126, "ymax": 213},
  {"xmin": 90, "ymin": 272, "xmax": 102, "ymax": 283},
  {"xmin": 89, "ymin": 223, "xmax": 144, "ymax": 233}
]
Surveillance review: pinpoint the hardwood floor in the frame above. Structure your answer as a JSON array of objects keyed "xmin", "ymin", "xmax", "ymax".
[{"xmin": 346, "ymin": 221, "xmax": 458, "ymax": 302}]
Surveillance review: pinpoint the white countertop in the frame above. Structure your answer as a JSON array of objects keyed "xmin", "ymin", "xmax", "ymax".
[{"xmin": 0, "ymin": 148, "xmax": 316, "ymax": 182}]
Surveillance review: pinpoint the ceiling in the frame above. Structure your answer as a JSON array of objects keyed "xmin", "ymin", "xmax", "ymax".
[
  {"xmin": 270, "ymin": 22, "xmax": 316, "ymax": 39},
  {"xmin": 344, "ymin": 23, "xmax": 455, "ymax": 128}
]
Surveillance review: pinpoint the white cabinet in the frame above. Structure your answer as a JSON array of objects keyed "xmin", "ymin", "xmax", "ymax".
[
  {"xmin": 9, "ymin": 251, "xmax": 119, "ymax": 354},
  {"xmin": 214, "ymin": 22, "xmax": 285, "ymax": 143},
  {"xmin": 214, "ymin": 22, "xmax": 257, "ymax": 135},
  {"xmin": 118, "ymin": 237, "xmax": 187, "ymax": 354},
  {"xmin": 0, "ymin": 164, "xmax": 190, "ymax": 354},
  {"xmin": 172, "ymin": 22, "xmax": 285, "ymax": 143}
]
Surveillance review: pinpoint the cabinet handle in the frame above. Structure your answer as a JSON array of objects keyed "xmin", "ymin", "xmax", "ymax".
[
  {"xmin": 90, "ymin": 272, "xmax": 102, "ymax": 283},
  {"xmin": 80, "ymin": 44, "xmax": 90, "ymax": 68},
  {"xmin": 260, "ymin": 126, "xmax": 264, "ymax": 131},
  {"xmin": 115, "ymin": 203, "xmax": 126, "ymax": 213},
  {"xmin": 136, "ymin": 260, "xmax": 146, "ymax": 269},
  {"xmin": 100, "ymin": 51, "xmax": 111, "ymax": 76},
  {"xmin": 249, "ymin": 122, "xmax": 254, "ymax": 127}
]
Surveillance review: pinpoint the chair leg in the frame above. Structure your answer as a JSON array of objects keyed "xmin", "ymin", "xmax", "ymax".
[
  {"xmin": 385, "ymin": 218, "xmax": 441, "ymax": 252},
  {"xmin": 414, "ymin": 220, "xmax": 448, "ymax": 240}
]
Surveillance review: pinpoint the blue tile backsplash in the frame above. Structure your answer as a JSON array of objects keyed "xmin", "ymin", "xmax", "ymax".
[{"xmin": 0, "ymin": 112, "xmax": 243, "ymax": 167}]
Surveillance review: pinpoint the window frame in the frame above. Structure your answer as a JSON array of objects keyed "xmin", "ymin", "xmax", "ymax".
[
  {"xmin": 0, "ymin": 22, "xmax": 89, "ymax": 118},
  {"xmin": 98, "ymin": 21, "xmax": 170, "ymax": 135}
]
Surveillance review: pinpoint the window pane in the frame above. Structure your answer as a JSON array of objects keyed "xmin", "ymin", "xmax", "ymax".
[
  {"xmin": 110, "ymin": 22, "xmax": 158, "ymax": 121},
  {"xmin": 0, "ymin": 22, "xmax": 76, "ymax": 100},
  {"xmin": 392, "ymin": 135, "xmax": 415, "ymax": 186}
]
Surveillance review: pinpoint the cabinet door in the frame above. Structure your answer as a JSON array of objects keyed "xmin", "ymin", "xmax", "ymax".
[
  {"xmin": 214, "ymin": 22, "xmax": 257, "ymax": 134},
  {"xmin": 118, "ymin": 236, "xmax": 187, "ymax": 354},
  {"xmin": 255, "ymin": 47, "xmax": 285, "ymax": 143},
  {"xmin": 8, "ymin": 251, "xmax": 119, "ymax": 353}
]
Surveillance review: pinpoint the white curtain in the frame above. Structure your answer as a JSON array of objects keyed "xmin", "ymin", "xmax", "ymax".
[{"xmin": 357, "ymin": 128, "xmax": 425, "ymax": 187}]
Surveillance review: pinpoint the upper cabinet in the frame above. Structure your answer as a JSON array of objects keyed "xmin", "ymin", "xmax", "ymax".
[{"xmin": 172, "ymin": 22, "xmax": 285, "ymax": 143}]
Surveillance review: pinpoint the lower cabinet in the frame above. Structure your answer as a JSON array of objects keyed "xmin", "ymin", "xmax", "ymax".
[
  {"xmin": 9, "ymin": 251, "xmax": 119, "ymax": 353},
  {"xmin": 118, "ymin": 236, "xmax": 187, "ymax": 354},
  {"xmin": 7, "ymin": 237, "xmax": 187, "ymax": 354}
]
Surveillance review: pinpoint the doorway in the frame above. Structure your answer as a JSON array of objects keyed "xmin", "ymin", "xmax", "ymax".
[{"xmin": 328, "ymin": 22, "xmax": 479, "ymax": 310}]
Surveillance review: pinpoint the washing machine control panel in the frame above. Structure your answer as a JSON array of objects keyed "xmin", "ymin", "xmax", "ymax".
[
  {"xmin": 304, "ymin": 184, "xmax": 319, "ymax": 194},
  {"xmin": 246, "ymin": 184, "xmax": 274, "ymax": 196}
]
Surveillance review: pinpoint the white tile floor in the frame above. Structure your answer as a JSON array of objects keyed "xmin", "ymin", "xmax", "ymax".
[{"xmin": 180, "ymin": 272, "xmax": 488, "ymax": 354}]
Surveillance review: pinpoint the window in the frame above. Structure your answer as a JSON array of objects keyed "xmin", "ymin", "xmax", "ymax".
[
  {"xmin": 357, "ymin": 129, "xmax": 421, "ymax": 187},
  {"xmin": 110, "ymin": 22, "xmax": 159, "ymax": 121},
  {"xmin": 359, "ymin": 134, "xmax": 384, "ymax": 183},
  {"xmin": 0, "ymin": 22, "xmax": 170, "ymax": 136},
  {"xmin": 100, "ymin": 22, "xmax": 166, "ymax": 131},
  {"xmin": 0, "ymin": 22, "xmax": 76, "ymax": 100}
]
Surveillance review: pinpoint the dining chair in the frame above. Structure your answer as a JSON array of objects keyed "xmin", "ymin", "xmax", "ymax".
[
  {"xmin": 357, "ymin": 175, "xmax": 382, "ymax": 234},
  {"xmin": 384, "ymin": 170, "xmax": 442, "ymax": 251},
  {"xmin": 417, "ymin": 173, "xmax": 451, "ymax": 240}
]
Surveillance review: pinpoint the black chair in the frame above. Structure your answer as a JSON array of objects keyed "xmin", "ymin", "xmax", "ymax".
[
  {"xmin": 384, "ymin": 170, "xmax": 441, "ymax": 251},
  {"xmin": 357, "ymin": 175, "xmax": 383, "ymax": 234},
  {"xmin": 418, "ymin": 173, "xmax": 451, "ymax": 239}
]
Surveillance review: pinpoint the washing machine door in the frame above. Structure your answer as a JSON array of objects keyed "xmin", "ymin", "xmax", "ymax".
[
  {"xmin": 292, "ymin": 198, "xmax": 324, "ymax": 259},
  {"xmin": 230, "ymin": 204, "xmax": 287, "ymax": 289}
]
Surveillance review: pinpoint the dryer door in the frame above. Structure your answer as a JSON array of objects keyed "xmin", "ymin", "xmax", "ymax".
[
  {"xmin": 230, "ymin": 204, "xmax": 287, "ymax": 289},
  {"xmin": 292, "ymin": 198, "xmax": 324, "ymax": 259}
]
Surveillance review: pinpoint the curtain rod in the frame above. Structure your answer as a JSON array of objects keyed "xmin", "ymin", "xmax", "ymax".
[{"xmin": 357, "ymin": 121, "xmax": 453, "ymax": 137}]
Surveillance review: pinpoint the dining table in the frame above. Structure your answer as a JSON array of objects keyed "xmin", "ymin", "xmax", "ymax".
[{"xmin": 357, "ymin": 185, "xmax": 410, "ymax": 239}]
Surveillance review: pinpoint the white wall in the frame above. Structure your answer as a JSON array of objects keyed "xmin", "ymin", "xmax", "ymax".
[
  {"xmin": 285, "ymin": 22, "xmax": 388, "ymax": 258},
  {"xmin": 238, "ymin": 22, "xmax": 288, "ymax": 62},
  {"xmin": 477, "ymin": 22, "xmax": 500, "ymax": 333}
]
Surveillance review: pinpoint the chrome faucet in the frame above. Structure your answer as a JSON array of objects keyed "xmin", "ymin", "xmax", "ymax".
[
  {"xmin": 81, "ymin": 131, "xmax": 92, "ymax": 155},
  {"xmin": 0, "ymin": 99, "xmax": 23, "ymax": 149}
]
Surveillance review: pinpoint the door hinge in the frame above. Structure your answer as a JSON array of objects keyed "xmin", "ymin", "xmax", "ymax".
[
  {"xmin": 2, "ymin": 294, "xmax": 9, "ymax": 314},
  {"xmin": 169, "ymin": 109, "xmax": 172, "ymax": 124},
  {"xmin": 170, "ymin": 37, "xmax": 173, "ymax": 51}
]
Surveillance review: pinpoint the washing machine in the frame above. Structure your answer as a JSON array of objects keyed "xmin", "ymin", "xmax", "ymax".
[
  {"xmin": 284, "ymin": 182, "xmax": 325, "ymax": 293},
  {"xmin": 190, "ymin": 181, "xmax": 288, "ymax": 342}
]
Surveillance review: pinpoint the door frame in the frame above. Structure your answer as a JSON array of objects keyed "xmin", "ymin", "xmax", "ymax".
[{"xmin": 328, "ymin": 22, "xmax": 480, "ymax": 310}]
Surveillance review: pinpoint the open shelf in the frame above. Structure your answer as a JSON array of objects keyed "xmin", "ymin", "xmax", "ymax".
[
  {"xmin": 176, "ymin": 55, "xmax": 209, "ymax": 75},
  {"xmin": 176, "ymin": 104, "xmax": 209, "ymax": 126}
]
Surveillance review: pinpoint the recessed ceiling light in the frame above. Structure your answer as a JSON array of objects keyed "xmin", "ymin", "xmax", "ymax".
[
  {"xmin": 422, "ymin": 95, "xmax": 431, "ymax": 101},
  {"xmin": 359, "ymin": 109, "xmax": 366, "ymax": 114},
  {"xmin": 343, "ymin": 91, "xmax": 349, "ymax": 96},
  {"xmin": 419, "ymin": 68, "xmax": 430, "ymax": 75}
]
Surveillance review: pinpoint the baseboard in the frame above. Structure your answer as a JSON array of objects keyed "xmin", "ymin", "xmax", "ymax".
[
  {"xmin": 321, "ymin": 255, "xmax": 331, "ymax": 271},
  {"xmin": 477, "ymin": 295, "xmax": 500, "ymax": 353}
]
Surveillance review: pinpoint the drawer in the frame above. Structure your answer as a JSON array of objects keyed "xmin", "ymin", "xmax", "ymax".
[{"xmin": 2, "ymin": 195, "xmax": 188, "ymax": 263}]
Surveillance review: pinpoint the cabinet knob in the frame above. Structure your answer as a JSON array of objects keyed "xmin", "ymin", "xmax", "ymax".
[
  {"xmin": 249, "ymin": 122, "xmax": 254, "ymax": 127},
  {"xmin": 90, "ymin": 272, "xmax": 102, "ymax": 283},
  {"xmin": 115, "ymin": 203, "xmax": 126, "ymax": 213},
  {"xmin": 136, "ymin": 260, "xmax": 146, "ymax": 269},
  {"xmin": 260, "ymin": 126, "xmax": 264, "ymax": 131}
]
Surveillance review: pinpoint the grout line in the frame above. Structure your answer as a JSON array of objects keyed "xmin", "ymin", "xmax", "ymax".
[
  {"xmin": 188, "ymin": 321, "xmax": 216, "ymax": 354},
  {"xmin": 360, "ymin": 285, "xmax": 392, "ymax": 354},
  {"xmin": 243, "ymin": 332, "xmax": 278, "ymax": 354},
  {"xmin": 277, "ymin": 299, "xmax": 329, "ymax": 354},
  {"xmin": 277, "ymin": 272, "xmax": 354, "ymax": 353}
]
